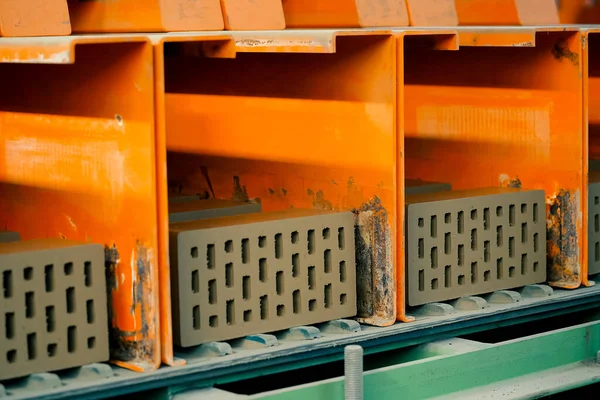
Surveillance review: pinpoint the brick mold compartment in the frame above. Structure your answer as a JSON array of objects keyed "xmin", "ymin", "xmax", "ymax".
[
  {"xmin": 405, "ymin": 179, "xmax": 452, "ymax": 196},
  {"xmin": 169, "ymin": 199, "xmax": 262, "ymax": 223},
  {"xmin": 0, "ymin": 239, "xmax": 108, "ymax": 381},
  {"xmin": 0, "ymin": 231, "xmax": 20, "ymax": 243},
  {"xmin": 169, "ymin": 209, "xmax": 356, "ymax": 347},
  {"xmin": 405, "ymin": 188, "xmax": 546, "ymax": 307}
]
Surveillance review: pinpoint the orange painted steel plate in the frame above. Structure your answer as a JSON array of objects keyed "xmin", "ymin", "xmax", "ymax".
[
  {"xmin": 68, "ymin": 0, "xmax": 224, "ymax": 32},
  {"xmin": 406, "ymin": 0, "xmax": 458, "ymax": 26},
  {"xmin": 454, "ymin": 0, "xmax": 560, "ymax": 25},
  {"xmin": 220, "ymin": 0, "xmax": 285, "ymax": 30},
  {"xmin": 0, "ymin": 0, "xmax": 70, "ymax": 37},
  {"xmin": 0, "ymin": 35, "xmax": 160, "ymax": 372},
  {"xmin": 558, "ymin": 0, "xmax": 600, "ymax": 24}
]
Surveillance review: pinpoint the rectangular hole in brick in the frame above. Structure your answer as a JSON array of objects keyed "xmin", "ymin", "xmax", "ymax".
[
  {"xmin": 244, "ymin": 310, "xmax": 252, "ymax": 322},
  {"xmin": 26, "ymin": 291, "xmax": 35, "ymax": 318},
  {"xmin": 484, "ymin": 241, "xmax": 490, "ymax": 262},
  {"xmin": 324, "ymin": 249, "xmax": 332, "ymax": 273},
  {"xmin": 596, "ymin": 242, "xmax": 600, "ymax": 262},
  {"xmin": 277, "ymin": 304, "xmax": 285, "ymax": 317},
  {"xmin": 191, "ymin": 247, "xmax": 198, "ymax": 258},
  {"xmin": 47, "ymin": 343, "xmax": 57, "ymax": 357},
  {"xmin": 509, "ymin": 237, "xmax": 515, "ymax": 258},
  {"xmin": 418, "ymin": 238, "xmax": 424, "ymax": 259},
  {"xmin": 242, "ymin": 276, "xmax": 250, "ymax": 300},
  {"xmin": 192, "ymin": 270, "xmax": 199, "ymax": 293},
  {"xmin": 323, "ymin": 283, "xmax": 333, "ymax": 309},
  {"xmin": 458, "ymin": 244, "xmax": 464, "ymax": 266},
  {"xmin": 3, "ymin": 270, "xmax": 12, "ymax": 298},
  {"xmin": 5, "ymin": 312, "xmax": 14, "ymax": 339},
  {"xmin": 418, "ymin": 218, "xmax": 424, "ymax": 228},
  {"xmin": 471, "ymin": 209, "xmax": 477, "ymax": 220},
  {"xmin": 88, "ymin": 337, "xmax": 96, "ymax": 349},
  {"xmin": 322, "ymin": 227, "xmax": 331, "ymax": 239},
  {"xmin": 471, "ymin": 229, "xmax": 477, "ymax": 251},
  {"xmin": 259, "ymin": 258, "xmax": 267, "ymax": 282},
  {"xmin": 46, "ymin": 306, "xmax": 55, "ymax": 333},
  {"xmin": 496, "ymin": 206, "xmax": 503, "ymax": 217},
  {"xmin": 444, "ymin": 233, "xmax": 451, "ymax": 255},
  {"xmin": 209, "ymin": 315, "xmax": 218, "ymax": 327},
  {"xmin": 84, "ymin": 261, "xmax": 92, "ymax": 287},
  {"xmin": 86, "ymin": 300, "xmax": 95, "ymax": 324},
  {"xmin": 193, "ymin": 306, "xmax": 200, "ymax": 330},
  {"xmin": 67, "ymin": 326, "xmax": 76, "ymax": 353},
  {"xmin": 457, "ymin": 211, "xmax": 464, "ymax": 234},
  {"xmin": 293, "ymin": 289, "xmax": 301, "ymax": 313},
  {"xmin": 431, "ymin": 247, "xmax": 438, "ymax": 269},
  {"xmin": 307, "ymin": 230, "xmax": 315, "ymax": 255},
  {"xmin": 521, "ymin": 254, "xmax": 527, "ymax": 275},
  {"xmin": 339, "ymin": 261, "xmax": 346, "ymax": 283},
  {"xmin": 291, "ymin": 231, "xmax": 299, "ymax": 244},
  {"xmin": 226, "ymin": 263, "xmax": 234, "ymax": 287},
  {"xmin": 509, "ymin": 205, "xmax": 515, "ymax": 226},
  {"xmin": 209, "ymin": 279, "xmax": 217, "ymax": 304},
  {"xmin": 64, "ymin": 262, "xmax": 73, "ymax": 276},
  {"xmin": 259, "ymin": 236, "xmax": 267, "ymax": 248},
  {"xmin": 45, "ymin": 265, "xmax": 53, "ymax": 292},
  {"xmin": 596, "ymin": 197, "xmax": 600, "ymax": 205},
  {"xmin": 292, "ymin": 253, "xmax": 300, "ymax": 277},
  {"xmin": 521, "ymin": 203, "xmax": 527, "ymax": 214},
  {"xmin": 225, "ymin": 240, "xmax": 233, "ymax": 253},
  {"xmin": 484, "ymin": 208, "xmax": 490, "ymax": 230},
  {"xmin": 27, "ymin": 333, "xmax": 36, "ymax": 360},
  {"xmin": 242, "ymin": 238, "xmax": 250, "ymax": 264},
  {"xmin": 522, "ymin": 223, "xmax": 528, "ymax": 243},
  {"xmin": 260, "ymin": 295, "xmax": 268, "ymax": 320},
  {"xmin": 226, "ymin": 300, "xmax": 235, "ymax": 325},
  {"xmin": 484, "ymin": 270, "xmax": 491, "ymax": 281},
  {"xmin": 596, "ymin": 214, "xmax": 600, "ymax": 233},
  {"xmin": 418, "ymin": 270, "xmax": 424, "ymax": 291},
  {"xmin": 497, "ymin": 258, "xmax": 503, "ymax": 279},
  {"xmin": 340, "ymin": 293, "xmax": 347, "ymax": 305},
  {"xmin": 534, "ymin": 261, "xmax": 539, "ymax": 272},
  {"xmin": 207, "ymin": 244, "xmax": 215, "ymax": 269},
  {"xmin": 430, "ymin": 215, "xmax": 437, "ymax": 238},
  {"xmin": 471, "ymin": 262, "xmax": 478, "ymax": 284},
  {"xmin": 338, "ymin": 227, "xmax": 345, "ymax": 250},
  {"xmin": 457, "ymin": 273, "xmax": 466, "ymax": 285},
  {"xmin": 275, "ymin": 233, "xmax": 283, "ymax": 259},
  {"xmin": 534, "ymin": 233, "xmax": 539, "ymax": 253},
  {"xmin": 308, "ymin": 266, "xmax": 315, "ymax": 289},
  {"xmin": 497, "ymin": 226, "xmax": 503, "ymax": 247},
  {"xmin": 309, "ymin": 299, "xmax": 317, "ymax": 311},
  {"xmin": 445, "ymin": 213, "xmax": 451, "ymax": 223},
  {"xmin": 444, "ymin": 266, "xmax": 451, "ymax": 288},
  {"xmin": 431, "ymin": 278, "xmax": 438, "ymax": 290},
  {"xmin": 509, "ymin": 266, "xmax": 516, "ymax": 277},
  {"xmin": 276, "ymin": 271, "xmax": 284, "ymax": 295},
  {"xmin": 24, "ymin": 266, "xmax": 33, "ymax": 280},
  {"xmin": 533, "ymin": 203, "xmax": 539, "ymax": 223},
  {"xmin": 66, "ymin": 287, "xmax": 75, "ymax": 313},
  {"xmin": 7, "ymin": 350, "xmax": 16, "ymax": 364}
]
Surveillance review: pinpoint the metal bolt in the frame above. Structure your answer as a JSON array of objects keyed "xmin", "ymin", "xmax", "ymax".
[{"xmin": 344, "ymin": 345, "xmax": 364, "ymax": 400}]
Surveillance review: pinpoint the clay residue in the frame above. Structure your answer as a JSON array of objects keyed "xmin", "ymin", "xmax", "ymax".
[
  {"xmin": 499, "ymin": 174, "xmax": 522, "ymax": 188},
  {"xmin": 352, "ymin": 197, "xmax": 395, "ymax": 327},
  {"xmin": 508, "ymin": 178, "xmax": 522, "ymax": 188},
  {"xmin": 546, "ymin": 189, "xmax": 581, "ymax": 287},
  {"xmin": 312, "ymin": 190, "xmax": 334, "ymax": 211},
  {"xmin": 232, "ymin": 176, "xmax": 250, "ymax": 202},
  {"xmin": 551, "ymin": 40, "xmax": 579, "ymax": 67}
]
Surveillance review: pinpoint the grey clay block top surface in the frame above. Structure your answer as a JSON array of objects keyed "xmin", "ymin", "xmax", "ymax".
[
  {"xmin": 0, "ymin": 231, "xmax": 20, "ymax": 243},
  {"xmin": 169, "ymin": 199, "xmax": 262, "ymax": 223},
  {"xmin": 405, "ymin": 187, "xmax": 536, "ymax": 205},
  {"xmin": 405, "ymin": 179, "xmax": 452, "ymax": 195}
]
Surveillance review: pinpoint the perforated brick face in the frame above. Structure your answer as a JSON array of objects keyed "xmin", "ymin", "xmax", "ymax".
[
  {"xmin": 0, "ymin": 231, "xmax": 20, "ymax": 243},
  {"xmin": 405, "ymin": 188, "xmax": 546, "ymax": 306},
  {"xmin": 169, "ymin": 209, "xmax": 356, "ymax": 347},
  {"xmin": 0, "ymin": 239, "xmax": 109, "ymax": 380},
  {"xmin": 589, "ymin": 173, "xmax": 600, "ymax": 275},
  {"xmin": 405, "ymin": 179, "xmax": 452, "ymax": 195},
  {"xmin": 169, "ymin": 199, "xmax": 262, "ymax": 223}
]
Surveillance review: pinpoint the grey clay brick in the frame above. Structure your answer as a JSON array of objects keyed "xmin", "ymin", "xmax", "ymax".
[
  {"xmin": 405, "ymin": 188, "xmax": 546, "ymax": 306},
  {"xmin": 589, "ymin": 172, "xmax": 600, "ymax": 275},
  {"xmin": 0, "ymin": 239, "xmax": 109, "ymax": 380},
  {"xmin": 405, "ymin": 179, "xmax": 452, "ymax": 196},
  {"xmin": 169, "ymin": 199, "xmax": 262, "ymax": 223},
  {"xmin": 169, "ymin": 209, "xmax": 356, "ymax": 347},
  {"xmin": 0, "ymin": 231, "xmax": 20, "ymax": 243}
]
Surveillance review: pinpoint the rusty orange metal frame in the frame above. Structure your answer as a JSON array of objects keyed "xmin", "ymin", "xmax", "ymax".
[
  {"xmin": 67, "ymin": 0, "xmax": 224, "ymax": 32},
  {"xmin": 0, "ymin": 0, "xmax": 70, "ymax": 37},
  {"xmin": 405, "ymin": 0, "xmax": 458, "ymax": 26},
  {"xmin": 0, "ymin": 36, "xmax": 161, "ymax": 372},
  {"xmin": 454, "ymin": 0, "xmax": 560, "ymax": 25}
]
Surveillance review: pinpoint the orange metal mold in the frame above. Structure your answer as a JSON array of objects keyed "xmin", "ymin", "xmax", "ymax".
[
  {"xmin": 220, "ymin": 0, "xmax": 286, "ymax": 30},
  {"xmin": 0, "ymin": 0, "xmax": 71, "ymax": 37},
  {"xmin": 67, "ymin": 0, "xmax": 224, "ymax": 33},
  {"xmin": 454, "ymin": 0, "xmax": 560, "ymax": 25},
  {"xmin": 0, "ymin": 35, "xmax": 161, "ymax": 372},
  {"xmin": 558, "ymin": 0, "xmax": 600, "ymax": 24},
  {"xmin": 405, "ymin": 0, "xmax": 458, "ymax": 26}
]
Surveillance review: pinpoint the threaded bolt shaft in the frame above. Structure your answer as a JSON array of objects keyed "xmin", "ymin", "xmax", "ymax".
[{"xmin": 344, "ymin": 345, "xmax": 364, "ymax": 400}]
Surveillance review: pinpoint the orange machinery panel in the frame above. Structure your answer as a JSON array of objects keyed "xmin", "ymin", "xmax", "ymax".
[
  {"xmin": 454, "ymin": 0, "xmax": 559, "ymax": 25},
  {"xmin": 282, "ymin": 0, "xmax": 409, "ymax": 28},
  {"xmin": 406, "ymin": 0, "xmax": 458, "ymax": 26},
  {"xmin": 0, "ymin": 37, "xmax": 161, "ymax": 372},
  {"xmin": 67, "ymin": 0, "xmax": 224, "ymax": 32},
  {"xmin": 0, "ymin": 0, "xmax": 71, "ymax": 37},
  {"xmin": 401, "ymin": 28, "xmax": 588, "ymax": 306},
  {"xmin": 220, "ymin": 0, "xmax": 285, "ymax": 30}
]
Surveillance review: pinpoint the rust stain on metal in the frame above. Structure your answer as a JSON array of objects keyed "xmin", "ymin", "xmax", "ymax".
[
  {"xmin": 268, "ymin": 188, "xmax": 275, "ymax": 195},
  {"xmin": 551, "ymin": 40, "xmax": 579, "ymax": 67},
  {"xmin": 499, "ymin": 174, "xmax": 522, "ymax": 188},
  {"xmin": 232, "ymin": 176, "xmax": 250, "ymax": 202},
  {"xmin": 352, "ymin": 197, "xmax": 395, "ymax": 327},
  {"xmin": 281, "ymin": 188, "xmax": 287, "ymax": 196},
  {"xmin": 546, "ymin": 189, "xmax": 581, "ymax": 288},
  {"xmin": 312, "ymin": 189, "xmax": 334, "ymax": 211}
]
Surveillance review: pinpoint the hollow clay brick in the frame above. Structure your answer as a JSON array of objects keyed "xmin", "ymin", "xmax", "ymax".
[{"xmin": 169, "ymin": 199, "xmax": 262, "ymax": 223}]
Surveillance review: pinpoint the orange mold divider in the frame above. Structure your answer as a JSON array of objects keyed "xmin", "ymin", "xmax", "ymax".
[
  {"xmin": 0, "ymin": 0, "xmax": 70, "ymax": 36},
  {"xmin": 454, "ymin": 0, "xmax": 559, "ymax": 25},
  {"xmin": 220, "ymin": 0, "xmax": 285, "ymax": 30},
  {"xmin": 0, "ymin": 36, "xmax": 161, "ymax": 372}
]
